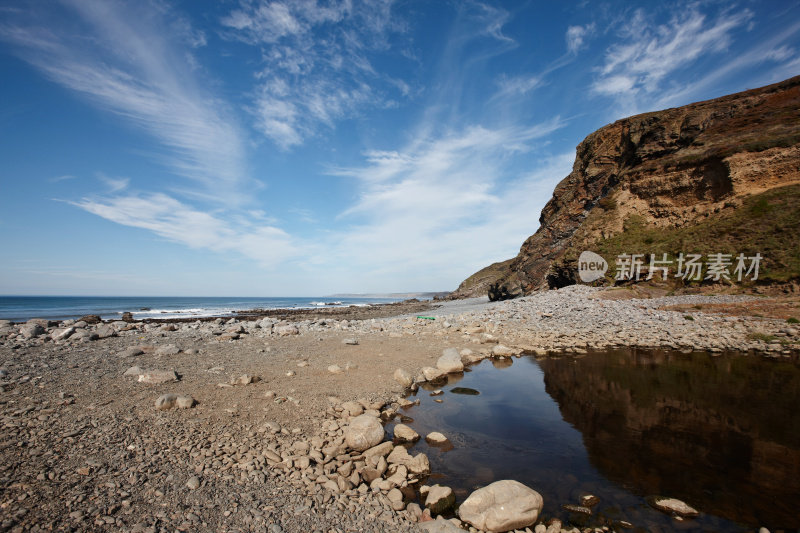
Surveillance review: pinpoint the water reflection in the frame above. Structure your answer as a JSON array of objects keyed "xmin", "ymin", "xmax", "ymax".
[
  {"xmin": 399, "ymin": 350, "xmax": 800, "ymax": 531},
  {"xmin": 539, "ymin": 349, "xmax": 800, "ymax": 529}
]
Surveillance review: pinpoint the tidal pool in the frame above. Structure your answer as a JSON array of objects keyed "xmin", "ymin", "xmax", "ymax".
[{"xmin": 392, "ymin": 349, "xmax": 800, "ymax": 532}]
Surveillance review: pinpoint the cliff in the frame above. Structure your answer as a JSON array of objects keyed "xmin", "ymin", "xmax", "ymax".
[{"xmin": 456, "ymin": 75, "xmax": 800, "ymax": 300}]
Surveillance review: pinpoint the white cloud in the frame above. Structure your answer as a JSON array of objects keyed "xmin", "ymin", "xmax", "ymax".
[
  {"xmin": 494, "ymin": 75, "xmax": 542, "ymax": 99},
  {"xmin": 223, "ymin": 0, "xmax": 407, "ymax": 150},
  {"xmin": 566, "ymin": 23, "xmax": 594, "ymax": 54},
  {"xmin": 97, "ymin": 173, "xmax": 129, "ymax": 193},
  {"xmin": 592, "ymin": 7, "xmax": 753, "ymax": 99},
  {"xmin": 0, "ymin": 0, "xmax": 251, "ymax": 205},
  {"xmin": 320, "ymin": 121, "xmax": 571, "ymax": 291},
  {"xmin": 71, "ymin": 193, "xmax": 299, "ymax": 267}
]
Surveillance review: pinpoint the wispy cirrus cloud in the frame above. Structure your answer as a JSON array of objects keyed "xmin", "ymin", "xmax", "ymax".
[
  {"xmin": 591, "ymin": 7, "xmax": 753, "ymax": 102},
  {"xmin": 222, "ymin": 0, "xmax": 408, "ymax": 150},
  {"xmin": 322, "ymin": 119, "xmax": 570, "ymax": 290},
  {"xmin": 566, "ymin": 23, "xmax": 595, "ymax": 54},
  {"xmin": 0, "ymin": 0, "xmax": 251, "ymax": 205},
  {"xmin": 71, "ymin": 193, "xmax": 299, "ymax": 267}
]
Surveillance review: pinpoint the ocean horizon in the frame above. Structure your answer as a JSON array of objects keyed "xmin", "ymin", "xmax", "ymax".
[{"xmin": 0, "ymin": 295, "xmax": 412, "ymax": 322}]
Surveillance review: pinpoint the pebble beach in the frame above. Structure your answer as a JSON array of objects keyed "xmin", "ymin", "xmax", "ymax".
[{"xmin": 1, "ymin": 285, "xmax": 798, "ymax": 533}]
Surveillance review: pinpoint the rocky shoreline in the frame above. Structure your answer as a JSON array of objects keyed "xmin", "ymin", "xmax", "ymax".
[{"xmin": 1, "ymin": 286, "xmax": 797, "ymax": 533}]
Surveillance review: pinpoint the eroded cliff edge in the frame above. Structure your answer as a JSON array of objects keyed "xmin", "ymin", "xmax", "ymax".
[{"xmin": 453, "ymin": 75, "xmax": 800, "ymax": 300}]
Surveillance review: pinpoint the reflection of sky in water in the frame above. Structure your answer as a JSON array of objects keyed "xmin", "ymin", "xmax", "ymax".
[{"xmin": 395, "ymin": 351, "xmax": 800, "ymax": 532}]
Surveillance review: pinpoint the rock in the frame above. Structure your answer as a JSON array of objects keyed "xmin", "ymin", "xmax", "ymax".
[
  {"xmin": 387, "ymin": 446, "xmax": 430, "ymax": 475},
  {"xmin": 275, "ymin": 325, "xmax": 299, "ymax": 336},
  {"xmin": 123, "ymin": 366, "xmax": 144, "ymax": 376},
  {"xmin": 77, "ymin": 314, "xmax": 102, "ymax": 324},
  {"xmin": 425, "ymin": 485, "xmax": 456, "ymax": 514},
  {"xmin": 436, "ymin": 348, "xmax": 464, "ymax": 373},
  {"xmin": 425, "ymin": 432, "xmax": 449, "ymax": 445},
  {"xmin": 422, "ymin": 367, "xmax": 447, "ymax": 382},
  {"xmin": 340, "ymin": 401, "xmax": 364, "ymax": 417},
  {"xmin": 363, "ymin": 441, "xmax": 394, "ymax": 460},
  {"xmin": 328, "ymin": 365, "xmax": 344, "ymax": 374},
  {"xmin": 406, "ymin": 502, "xmax": 423, "ymax": 522},
  {"xmin": 393, "ymin": 424, "xmax": 420, "ymax": 442},
  {"xmin": 231, "ymin": 374, "xmax": 260, "ymax": 385},
  {"xmin": 460, "ymin": 348, "xmax": 483, "ymax": 364},
  {"xmin": 186, "ymin": 476, "xmax": 200, "ymax": 490},
  {"xmin": 95, "ymin": 323, "xmax": 116, "ymax": 339},
  {"xmin": 344, "ymin": 414, "xmax": 384, "ymax": 451},
  {"xmin": 51, "ymin": 326, "xmax": 75, "ymax": 341},
  {"xmin": 154, "ymin": 394, "xmax": 195, "ymax": 410},
  {"xmin": 393, "ymin": 368, "xmax": 413, "ymax": 388},
  {"xmin": 458, "ymin": 480, "xmax": 544, "ymax": 532},
  {"xmin": 418, "ymin": 517, "xmax": 465, "ymax": 532},
  {"xmin": 155, "ymin": 344, "xmax": 180, "ymax": 356},
  {"xmin": 646, "ymin": 496, "xmax": 699, "ymax": 517},
  {"xmin": 19, "ymin": 323, "xmax": 45, "ymax": 339},
  {"xmin": 138, "ymin": 370, "xmax": 179, "ymax": 384},
  {"xmin": 387, "ymin": 488, "xmax": 405, "ymax": 510},
  {"xmin": 491, "ymin": 344, "xmax": 516, "ymax": 356},
  {"xmin": 342, "ymin": 338, "xmax": 359, "ymax": 345},
  {"xmin": 121, "ymin": 312, "xmax": 134, "ymax": 321},
  {"xmin": 119, "ymin": 346, "xmax": 144, "ymax": 357}
]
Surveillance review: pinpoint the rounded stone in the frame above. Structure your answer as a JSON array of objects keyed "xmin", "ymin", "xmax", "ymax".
[
  {"xmin": 344, "ymin": 414, "xmax": 384, "ymax": 452},
  {"xmin": 457, "ymin": 479, "xmax": 543, "ymax": 532}
]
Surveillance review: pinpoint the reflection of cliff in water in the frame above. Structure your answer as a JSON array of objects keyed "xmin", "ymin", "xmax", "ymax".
[{"xmin": 539, "ymin": 349, "xmax": 800, "ymax": 528}]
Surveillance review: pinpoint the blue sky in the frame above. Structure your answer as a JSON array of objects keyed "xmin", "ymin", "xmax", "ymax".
[{"xmin": 1, "ymin": 0, "xmax": 798, "ymax": 296}]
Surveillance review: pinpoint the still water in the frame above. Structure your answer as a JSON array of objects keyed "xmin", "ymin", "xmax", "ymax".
[{"xmin": 392, "ymin": 349, "xmax": 800, "ymax": 532}]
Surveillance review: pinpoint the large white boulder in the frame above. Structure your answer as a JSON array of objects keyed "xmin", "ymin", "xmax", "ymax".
[
  {"xmin": 344, "ymin": 414, "xmax": 384, "ymax": 451},
  {"xmin": 458, "ymin": 480, "xmax": 543, "ymax": 532}
]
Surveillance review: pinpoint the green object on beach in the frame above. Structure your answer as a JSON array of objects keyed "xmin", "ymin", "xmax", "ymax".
[{"xmin": 416, "ymin": 316, "xmax": 436, "ymax": 320}]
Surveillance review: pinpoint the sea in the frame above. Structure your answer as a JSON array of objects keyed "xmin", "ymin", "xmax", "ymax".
[{"xmin": 0, "ymin": 296, "xmax": 407, "ymax": 322}]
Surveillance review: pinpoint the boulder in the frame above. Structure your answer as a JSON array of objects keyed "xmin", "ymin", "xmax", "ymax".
[
  {"xmin": 344, "ymin": 414, "xmax": 384, "ymax": 451},
  {"xmin": 425, "ymin": 432, "xmax": 450, "ymax": 445},
  {"xmin": 387, "ymin": 446, "xmax": 430, "ymax": 475},
  {"xmin": 436, "ymin": 348, "xmax": 464, "ymax": 373},
  {"xmin": 155, "ymin": 344, "xmax": 180, "ymax": 356},
  {"xmin": 492, "ymin": 344, "xmax": 516, "ymax": 357},
  {"xmin": 425, "ymin": 485, "xmax": 456, "ymax": 514},
  {"xmin": 275, "ymin": 325, "xmax": 299, "ymax": 336},
  {"xmin": 77, "ymin": 315, "xmax": 102, "ymax": 325},
  {"xmin": 646, "ymin": 496, "xmax": 699, "ymax": 517},
  {"xmin": 392, "ymin": 424, "xmax": 420, "ymax": 442},
  {"xmin": 231, "ymin": 374, "xmax": 260, "ymax": 385},
  {"xmin": 19, "ymin": 323, "xmax": 45, "ymax": 339},
  {"xmin": 138, "ymin": 369, "xmax": 179, "ymax": 384},
  {"xmin": 51, "ymin": 326, "xmax": 75, "ymax": 341},
  {"xmin": 119, "ymin": 346, "xmax": 145, "ymax": 357},
  {"xmin": 155, "ymin": 394, "xmax": 195, "ymax": 410},
  {"xmin": 422, "ymin": 367, "xmax": 447, "ymax": 382},
  {"xmin": 95, "ymin": 323, "xmax": 117, "ymax": 339},
  {"xmin": 458, "ymin": 480, "xmax": 543, "ymax": 532},
  {"xmin": 340, "ymin": 401, "xmax": 364, "ymax": 417},
  {"xmin": 393, "ymin": 368, "xmax": 413, "ymax": 388}
]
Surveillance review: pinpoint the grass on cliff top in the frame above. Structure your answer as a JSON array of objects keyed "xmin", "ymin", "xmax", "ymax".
[{"xmin": 590, "ymin": 183, "xmax": 800, "ymax": 284}]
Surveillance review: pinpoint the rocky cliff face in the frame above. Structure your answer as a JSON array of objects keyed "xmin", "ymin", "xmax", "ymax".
[{"xmin": 458, "ymin": 75, "xmax": 800, "ymax": 300}]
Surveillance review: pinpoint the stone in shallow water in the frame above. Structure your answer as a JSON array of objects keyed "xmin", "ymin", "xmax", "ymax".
[
  {"xmin": 450, "ymin": 387, "xmax": 479, "ymax": 395},
  {"xmin": 392, "ymin": 424, "xmax": 419, "ymax": 442},
  {"xmin": 458, "ymin": 479, "xmax": 543, "ymax": 532},
  {"xmin": 424, "ymin": 484, "xmax": 455, "ymax": 514},
  {"xmin": 646, "ymin": 496, "xmax": 699, "ymax": 517}
]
